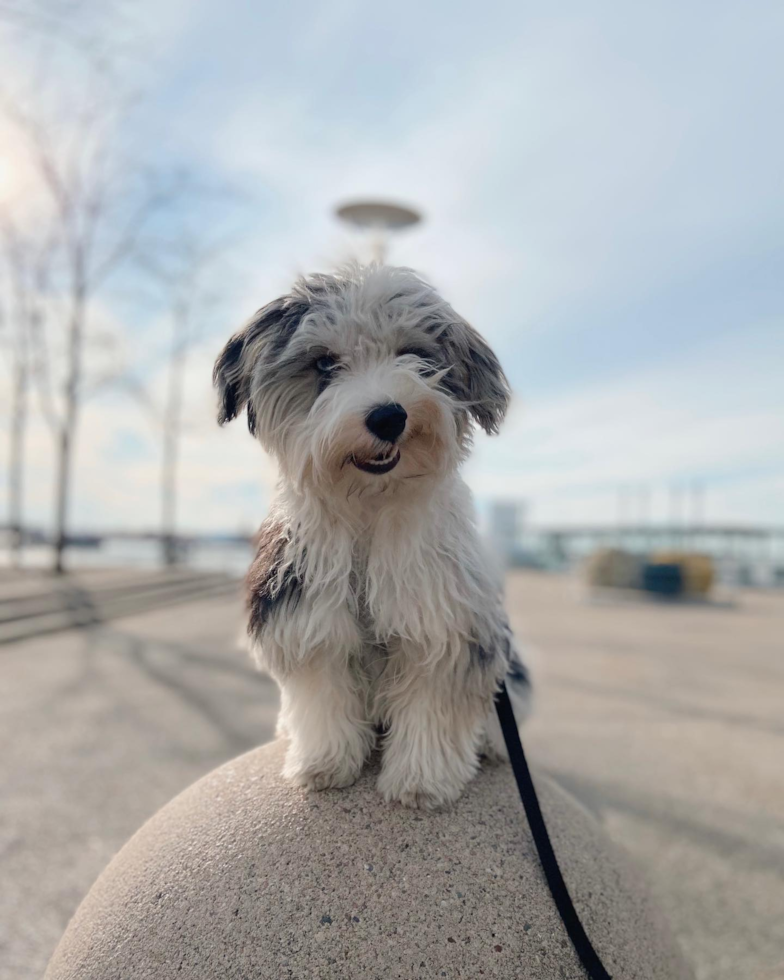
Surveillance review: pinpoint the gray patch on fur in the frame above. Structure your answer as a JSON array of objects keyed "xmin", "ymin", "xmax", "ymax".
[{"xmin": 246, "ymin": 520, "xmax": 302, "ymax": 637}]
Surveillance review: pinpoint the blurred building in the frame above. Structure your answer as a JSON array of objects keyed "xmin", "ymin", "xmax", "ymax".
[{"xmin": 489, "ymin": 500, "xmax": 525, "ymax": 567}]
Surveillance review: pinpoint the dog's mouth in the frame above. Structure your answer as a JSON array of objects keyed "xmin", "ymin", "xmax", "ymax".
[{"xmin": 351, "ymin": 448, "xmax": 401, "ymax": 475}]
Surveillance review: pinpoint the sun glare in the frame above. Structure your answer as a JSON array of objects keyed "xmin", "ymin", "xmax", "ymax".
[
  {"xmin": 0, "ymin": 158, "xmax": 16, "ymax": 205},
  {"xmin": 0, "ymin": 153, "xmax": 28, "ymax": 206}
]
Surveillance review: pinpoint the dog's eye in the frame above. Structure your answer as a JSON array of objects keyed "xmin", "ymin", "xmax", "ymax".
[
  {"xmin": 314, "ymin": 354, "xmax": 337, "ymax": 374},
  {"xmin": 398, "ymin": 347, "xmax": 435, "ymax": 363},
  {"xmin": 398, "ymin": 347, "xmax": 437, "ymax": 375}
]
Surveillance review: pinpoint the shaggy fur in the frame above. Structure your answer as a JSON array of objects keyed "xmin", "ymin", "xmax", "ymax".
[{"xmin": 215, "ymin": 264, "xmax": 530, "ymax": 809}]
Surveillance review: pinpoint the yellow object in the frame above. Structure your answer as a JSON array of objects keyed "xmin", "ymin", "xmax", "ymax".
[{"xmin": 584, "ymin": 548, "xmax": 642, "ymax": 590}]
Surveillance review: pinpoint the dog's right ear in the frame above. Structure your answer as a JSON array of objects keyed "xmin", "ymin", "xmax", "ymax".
[
  {"xmin": 213, "ymin": 296, "xmax": 308, "ymax": 434},
  {"xmin": 213, "ymin": 330, "xmax": 250, "ymax": 427}
]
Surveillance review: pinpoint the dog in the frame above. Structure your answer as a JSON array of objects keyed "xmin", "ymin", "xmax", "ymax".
[{"xmin": 213, "ymin": 263, "xmax": 530, "ymax": 809}]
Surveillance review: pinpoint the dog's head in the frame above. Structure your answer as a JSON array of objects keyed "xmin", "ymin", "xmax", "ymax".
[{"xmin": 213, "ymin": 265, "xmax": 509, "ymax": 495}]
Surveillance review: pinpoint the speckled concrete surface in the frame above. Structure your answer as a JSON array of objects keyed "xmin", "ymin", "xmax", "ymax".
[{"xmin": 45, "ymin": 739, "xmax": 690, "ymax": 980}]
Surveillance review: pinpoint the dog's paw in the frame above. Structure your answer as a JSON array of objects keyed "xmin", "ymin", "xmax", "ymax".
[
  {"xmin": 289, "ymin": 766, "xmax": 359, "ymax": 792},
  {"xmin": 376, "ymin": 772, "xmax": 464, "ymax": 811},
  {"xmin": 283, "ymin": 752, "xmax": 363, "ymax": 792}
]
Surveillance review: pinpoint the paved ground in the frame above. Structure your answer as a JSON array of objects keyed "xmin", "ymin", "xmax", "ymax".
[
  {"xmin": 1, "ymin": 571, "xmax": 782, "ymax": 980},
  {"xmin": 0, "ymin": 587, "xmax": 277, "ymax": 980},
  {"xmin": 516, "ymin": 578, "xmax": 784, "ymax": 980}
]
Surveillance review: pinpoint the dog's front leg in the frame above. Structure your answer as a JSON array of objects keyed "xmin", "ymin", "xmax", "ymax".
[
  {"xmin": 376, "ymin": 644, "xmax": 493, "ymax": 809},
  {"xmin": 255, "ymin": 595, "xmax": 375, "ymax": 793},
  {"xmin": 277, "ymin": 654, "xmax": 375, "ymax": 792}
]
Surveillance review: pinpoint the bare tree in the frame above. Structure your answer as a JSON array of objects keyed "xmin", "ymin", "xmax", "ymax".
[
  {"xmin": 1, "ymin": 7, "xmax": 244, "ymax": 572},
  {"xmin": 0, "ymin": 0, "xmax": 145, "ymax": 86},
  {"xmin": 0, "ymin": 212, "xmax": 54, "ymax": 564},
  {"xmin": 161, "ymin": 286, "xmax": 191, "ymax": 567},
  {"xmin": 132, "ymin": 232, "xmax": 236, "ymax": 566},
  {"xmin": 0, "ymin": 229, "xmax": 28, "ymax": 565},
  {"xmin": 7, "ymin": 100, "xmax": 183, "ymax": 572}
]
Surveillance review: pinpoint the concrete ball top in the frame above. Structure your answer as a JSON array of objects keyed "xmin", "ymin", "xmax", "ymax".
[{"xmin": 46, "ymin": 740, "xmax": 692, "ymax": 980}]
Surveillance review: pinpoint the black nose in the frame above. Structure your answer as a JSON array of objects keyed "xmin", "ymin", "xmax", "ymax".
[{"xmin": 365, "ymin": 403, "xmax": 408, "ymax": 442}]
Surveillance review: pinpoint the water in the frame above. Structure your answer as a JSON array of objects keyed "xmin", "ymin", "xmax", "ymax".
[
  {"xmin": 4, "ymin": 535, "xmax": 782, "ymax": 589},
  {"xmin": 0, "ymin": 539, "xmax": 255, "ymax": 577}
]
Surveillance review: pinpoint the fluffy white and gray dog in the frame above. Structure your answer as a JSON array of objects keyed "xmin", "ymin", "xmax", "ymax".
[{"xmin": 213, "ymin": 263, "xmax": 530, "ymax": 809}]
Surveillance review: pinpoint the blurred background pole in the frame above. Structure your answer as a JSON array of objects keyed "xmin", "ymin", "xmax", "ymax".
[{"xmin": 334, "ymin": 200, "xmax": 422, "ymax": 263}]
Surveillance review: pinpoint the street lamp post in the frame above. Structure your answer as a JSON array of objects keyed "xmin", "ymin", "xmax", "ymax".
[{"xmin": 334, "ymin": 200, "xmax": 422, "ymax": 263}]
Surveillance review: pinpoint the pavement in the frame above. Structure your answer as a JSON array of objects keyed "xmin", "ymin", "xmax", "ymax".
[
  {"xmin": 1, "ymin": 570, "xmax": 783, "ymax": 980},
  {"xmin": 0, "ymin": 567, "xmax": 241, "ymax": 644}
]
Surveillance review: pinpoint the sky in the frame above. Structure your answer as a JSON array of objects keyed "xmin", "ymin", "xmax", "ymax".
[{"xmin": 1, "ymin": 0, "xmax": 783, "ymax": 533}]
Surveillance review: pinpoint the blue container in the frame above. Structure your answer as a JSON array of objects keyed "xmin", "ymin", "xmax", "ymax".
[{"xmin": 642, "ymin": 563, "xmax": 684, "ymax": 598}]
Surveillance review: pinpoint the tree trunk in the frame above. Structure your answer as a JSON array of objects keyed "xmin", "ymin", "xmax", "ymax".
[
  {"xmin": 52, "ymin": 278, "xmax": 86, "ymax": 574},
  {"xmin": 161, "ymin": 306, "xmax": 187, "ymax": 567},
  {"xmin": 161, "ymin": 416, "xmax": 178, "ymax": 566},
  {"xmin": 52, "ymin": 424, "xmax": 72, "ymax": 573},
  {"xmin": 8, "ymin": 358, "xmax": 27, "ymax": 568}
]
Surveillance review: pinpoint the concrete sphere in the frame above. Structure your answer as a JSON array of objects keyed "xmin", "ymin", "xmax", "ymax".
[{"xmin": 46, "ymin": 740, "xmax": 691, "ymax": 980}]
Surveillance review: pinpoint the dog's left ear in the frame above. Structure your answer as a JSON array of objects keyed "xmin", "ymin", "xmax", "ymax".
[{"xmin": 440, "ymin": 317, "xmax": 511, "ymax": 434}]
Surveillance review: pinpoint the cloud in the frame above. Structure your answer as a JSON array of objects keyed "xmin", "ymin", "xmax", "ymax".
[{"xmin": 164, "ymin": 0, "xmax": 783, "ymax": 345}]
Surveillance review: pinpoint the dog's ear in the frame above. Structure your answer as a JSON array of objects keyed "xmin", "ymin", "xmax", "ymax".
[
  {"xmin": 438, "ymin": 316, "xmax": 510, "ymax": 434},
  {"xmin": 214, "ymin": 330, "xmax": 250, "ymax": 428},
  {"xmin": 213, "ymin": 296, "xmax": 308, "ymax": 434}
]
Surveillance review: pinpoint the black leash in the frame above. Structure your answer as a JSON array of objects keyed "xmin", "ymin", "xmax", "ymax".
[{"xmin": 495, "ymin": 682, "xmax": 613, "ymax": 980}]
